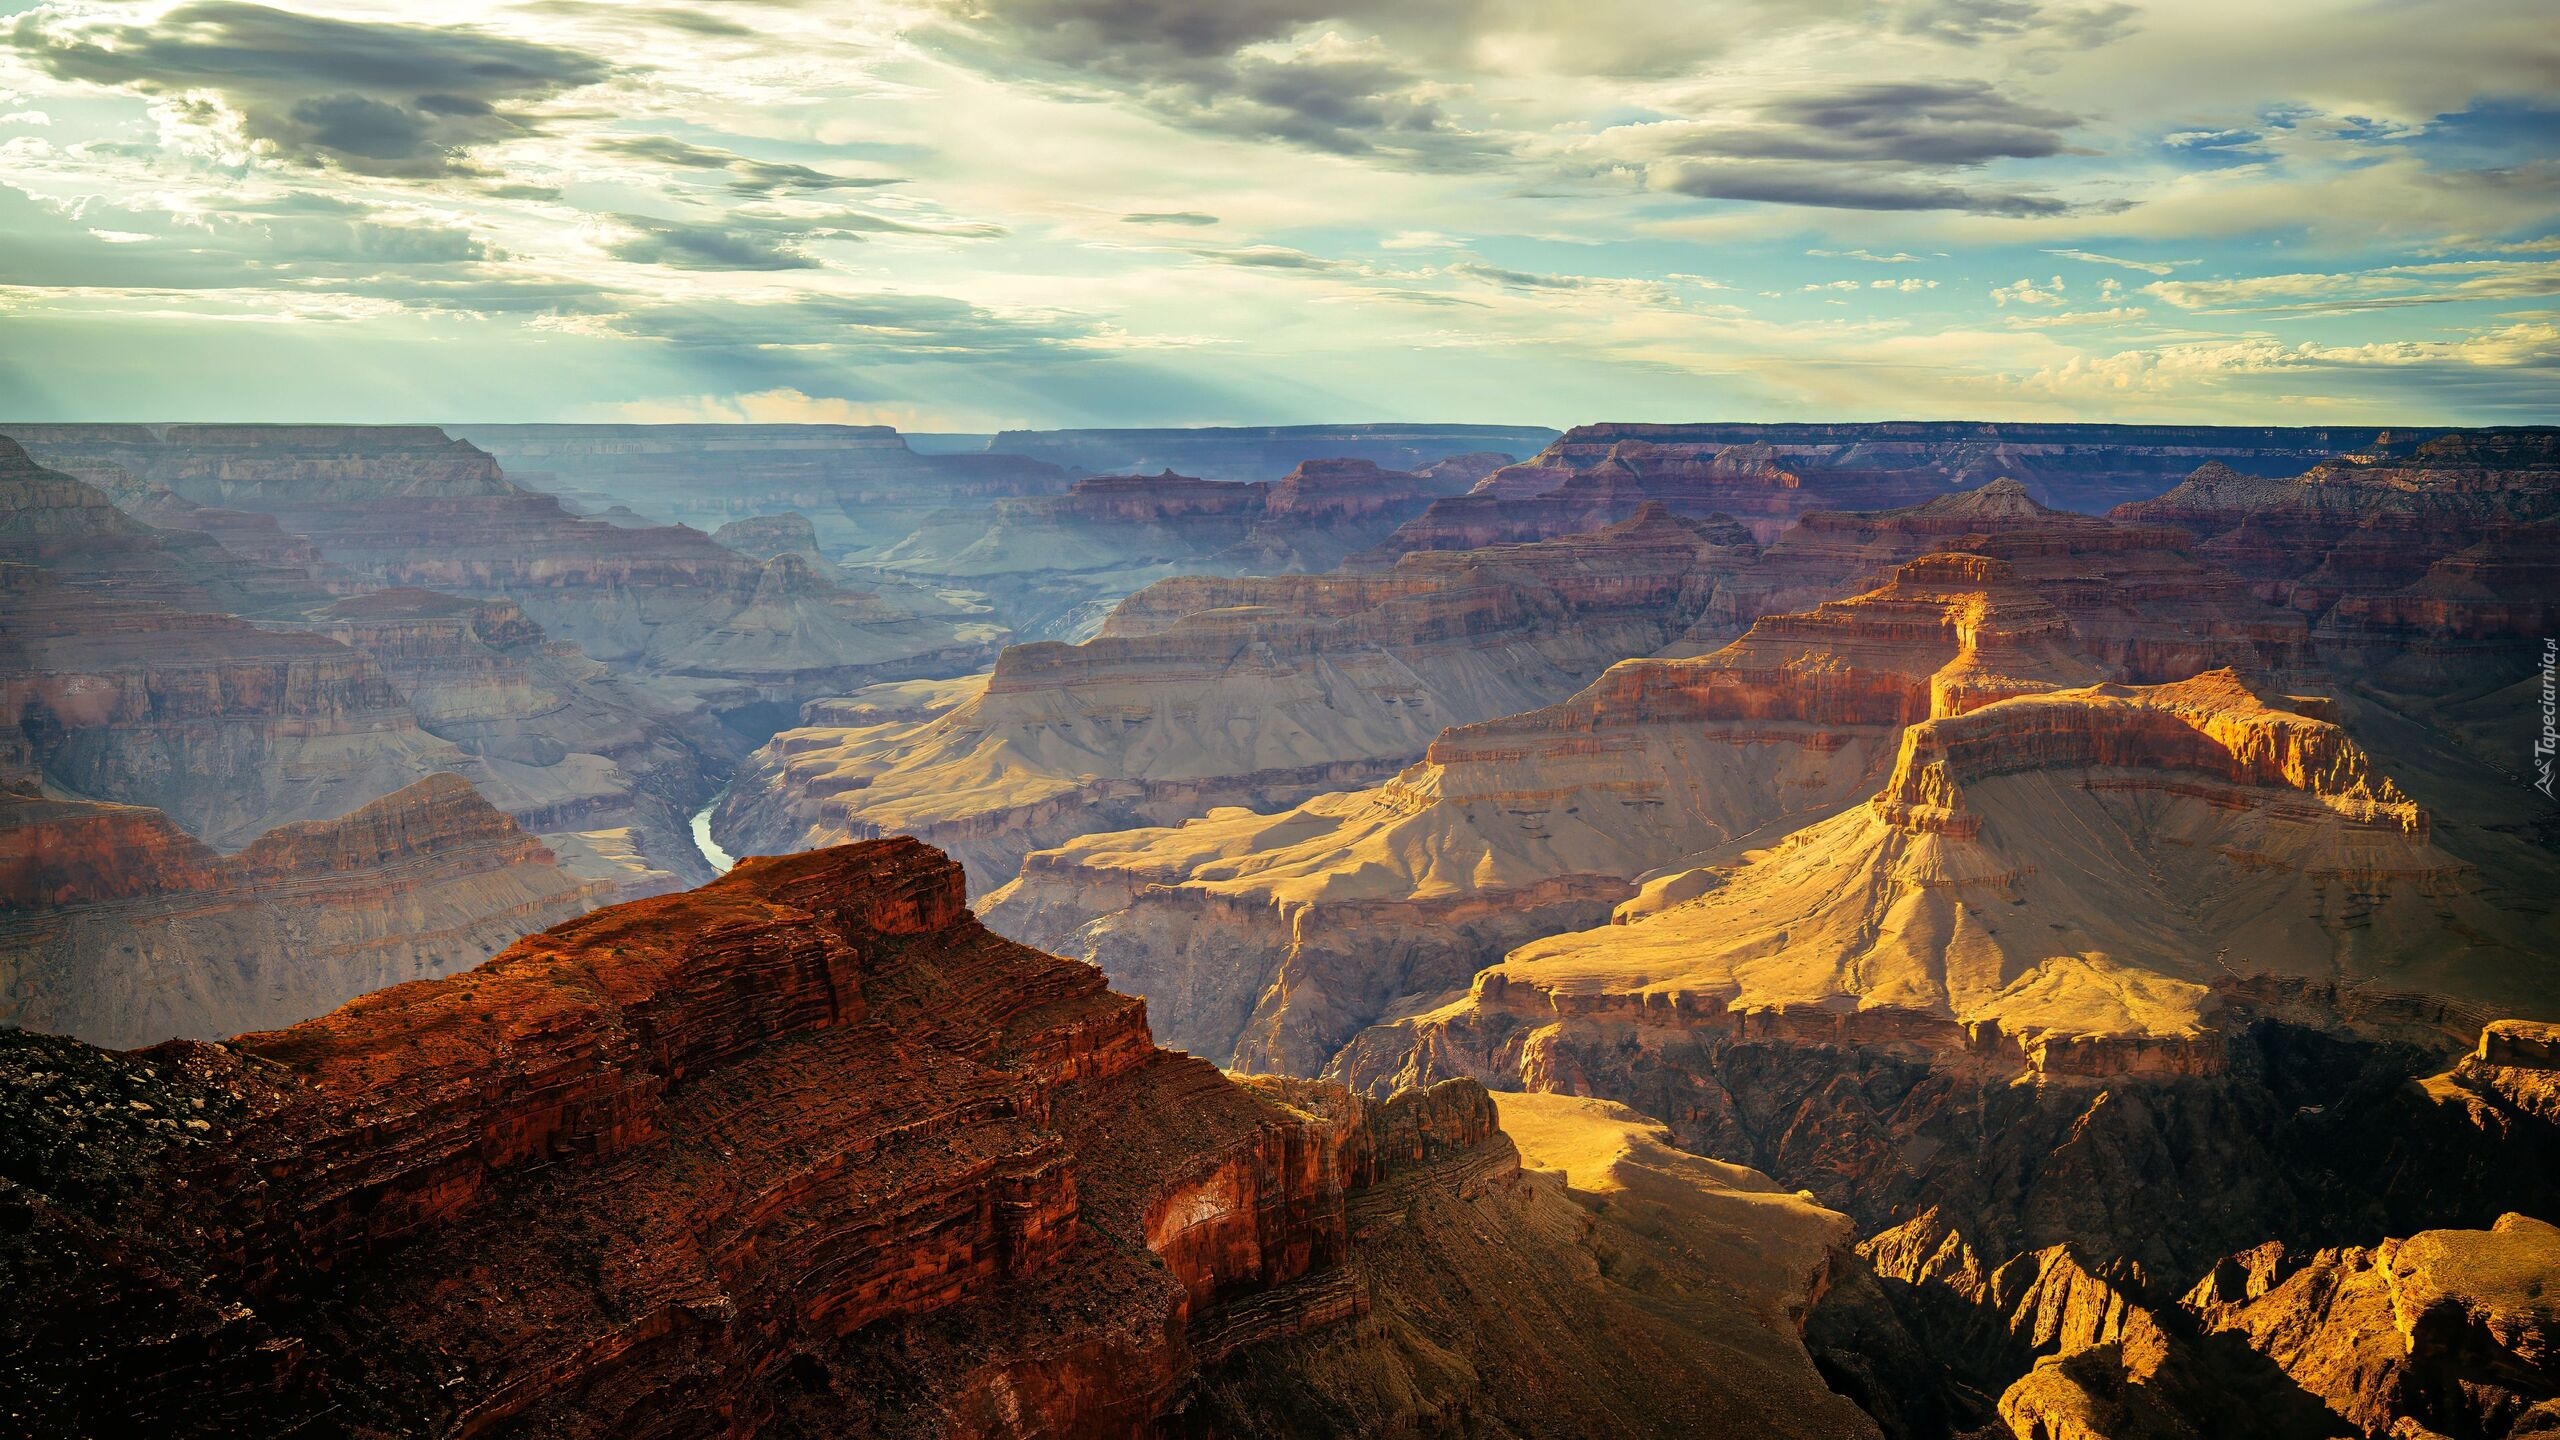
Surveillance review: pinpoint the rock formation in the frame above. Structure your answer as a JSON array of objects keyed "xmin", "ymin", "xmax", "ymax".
[
  {"xmin": 870, "ymin": 459, "xmax": 1480, "ymax": 639},
  {"xmin": 454, "ymin": 422, "xmax": 1076, "ymax": 554},
  {"xmin": 316, "ymin": 588, "xmax": 721, "ymax": 897},
  {"xmin": 722, "ymin": 507, "xmax": 1757, "ymax": 888},
  {"xmin": 0, "ymin": 775, "xmax": 609, "ymax": 1047},
  {"xmin": 0, "ymin": 562, "xmax": 466, "ymax": 847},
  {"xmin": 983, "ymin": 550, "xmax": 2119, "ymax": 1072},
  {"xmin": 1451, "ymin": 420, "xmax": 2400, "ymax": 516},
  {"xmin": 5, "ymin": 425, "xmax": 1003, "ymax": 734},
  {"xmin": 1350, "ymin": 670, "xmax": 2542, "ymax": 1097},
  {"xmin": 0, "ymin": 838, "xmax": 1870, "ymax": 1439}
]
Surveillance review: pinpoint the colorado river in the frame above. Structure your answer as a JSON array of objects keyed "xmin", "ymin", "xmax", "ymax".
[{"xmin": 689, "ymin": 789, "xmax": 736, "ymax": 874}]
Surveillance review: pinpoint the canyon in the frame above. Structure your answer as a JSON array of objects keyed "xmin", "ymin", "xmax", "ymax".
[
  {"xmin": 980, "ymin": 488, "xmax": 2334, "ymax": 1074},
  {"xmin": 722, "ymin": 506, "xmax": 1758, "ymax": 888},
  {"xmin": 5, "ymin": 425, "xmax": 1005, "ymax": 733},
  {"xmin": 6, "ymin": 417, "xmax": 2556, "ymax": 1439}
]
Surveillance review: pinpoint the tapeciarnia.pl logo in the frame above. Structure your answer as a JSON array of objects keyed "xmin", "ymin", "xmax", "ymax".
[{"xmin": 2538, "ymin": 637, "xmax": 2557, "ymax": 799}]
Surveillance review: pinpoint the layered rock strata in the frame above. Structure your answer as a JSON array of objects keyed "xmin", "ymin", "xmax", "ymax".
[
  {"xmin": 984, "ymin": 551, "xmax": 2109, "ymax": 1072},
  {"xmin": 0, "ymin": 775, "xmax": 609, "ymax": 1047},
  {"xmin": 0, "ymin": 838, "xmax": 1869, "ymax": 1439},
  {"xmin": 0, "ymin": 562, "xmax": 465, "ymax": 847},
  {"xmin": 1347, "ymin": 670, "xmax": 2541, "ymax": 1101},
  {"xmin": 724, "ymin": 508, "xmax": 1757, "ymax": 888}
]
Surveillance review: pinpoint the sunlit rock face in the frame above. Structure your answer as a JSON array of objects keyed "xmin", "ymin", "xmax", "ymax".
[
  {"xmin": 0, "ymin": 774, "xmax": 611, "ymax": 1047},
  {"xmin": 721, "ymin": 506, "xmax": 1757, "ymax": 890},
  {"xmin": 0, "ymin": 838, "xmax": 1873, "ymax": 1440},
  {"xmin": 982, "ymin": 550, "xmax": 2119, "ymax": 1073}
]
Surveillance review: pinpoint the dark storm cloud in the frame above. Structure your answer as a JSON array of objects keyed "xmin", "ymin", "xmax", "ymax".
[
  {"xmin": 1654, "ymin": 161, "xmax": 2080, "ymax": 216},
  {"xmin": 1671, "ymin": 81, "xmax": 2080, "ymax": 167},
  {"xmin": 5, "ymin": 2, "xmax": 612, "ymax": 176},
  {"xmin": 592, "ymin": 135, "xmax": 903, "ymax": 195}
]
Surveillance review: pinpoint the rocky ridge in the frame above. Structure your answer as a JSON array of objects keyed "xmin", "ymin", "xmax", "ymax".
[{"xmin": 0, "ymin": 837, "xmax": 1872, "ymax": 1439}]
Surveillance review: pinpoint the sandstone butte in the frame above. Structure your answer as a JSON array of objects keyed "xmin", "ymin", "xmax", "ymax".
[
  {"xmin": 720, "ymin": 506, "xmax": 1759, "ymax": 890},
  {"xmin": 1, "ymin": 442, "xmax": 722, "ymax": 897},
  {"xmin": 0, "ymin": 774, "xmax": 610, "ymax": 1048},
  {"xmin": 868, "ymin": 458, "xmax": 1486, "ymax": 641},
  {"xmin": 3, "ymin": 424, "xmax": 1007, "ymax": 727},
  {"xmin": 0, "ymin": 837, "xmax": 1878, "ymax": 1440},
  {"xmin": 1368, "ymin": 420, "xmax": 2396, "ymax": 558},
  {"xmin": 981, "ymin": 517, "xmax": 2338, "ymax": 1076}
]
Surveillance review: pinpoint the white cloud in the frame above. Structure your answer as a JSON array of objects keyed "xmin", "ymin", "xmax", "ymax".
[{"xmin": 1991, "ymin": 275, "xmax": 2067, "ymax": 306}]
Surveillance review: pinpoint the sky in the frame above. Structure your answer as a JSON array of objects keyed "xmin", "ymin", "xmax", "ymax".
[{"xmin": 0, "ymin": 0, "xmax": 2553, "ymax": 429}]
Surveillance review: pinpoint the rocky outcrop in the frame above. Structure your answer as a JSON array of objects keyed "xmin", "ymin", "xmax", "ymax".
[
  {"xmin": 722, "ymin": 507, "xmax": 1757, "ymax": 888},
  {"xmin": 871, "ymin": 460, "xmax": 1480, "ymax": 639},
  {"xmin": 982, "ymin": 551, "xmax": 2109, "ymax": 1073},
  {"xmin": 0, "ymin": 775, "xmax": 609, "ymax": 1047},
  {"xmin": 455, "ymin": 423, "xmax": 1078, "ymax": 555},
  {"xmin": 6, "ymin": 425, "xmax": 1001, "ymax": 733},
  {"xmin": 0, "ymin": 838, "xmax": 1869, "ymax": 1439}
]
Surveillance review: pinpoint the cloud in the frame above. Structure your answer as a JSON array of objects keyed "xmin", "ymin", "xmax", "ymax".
[
  {"xmin": 2144, "ymin": 258, "xmax": 2560, "ymax": 314},
  {"xmin": 2043, "ymin": 247, "xmax": 2187, "ymax": 274},
  {"xmin": 1124, "ymin": 210, "xmax": 1219, "ymax": 225},
  {"xmin": 1636, "ymin": 80, "xmax": 2098, "ymax": 216},
  {"xmin": 1992, "ymin": 274, "xmax": 2067, "ymax": 305},
  {"xmin": 7, "ymin": 2, "xmax": 612, "ymax": 176},
  {"xmin": 1664, "ymin": 80, "xmax": 2080, "ymax": 167},
  {"xmin": 602, "ymin": 214, "xmax": 820, "ymax": 270},
  {"xmin": 592, "ymin": 135, "xmax": 902, "ymax": 195},
  {"xmin": 1654, "ymin": 161, "xmax": 2078, "ymax": 216},
  {"xmin": 1192, "ymin": 244, "xmax": 1342, "ymax": 269},
  {"xmin": 1894, "ymin": 0, "xmax": 2139, "ymax": 49},
  {"xmin": 1808, "ymin": 247, "xmax": 1927, "ymax": 263},
  {"xmin": 921, "ymin": 1, "xmax": 1504, "ymax": 169},
  {"xmin": 604, "ymin": 291, "xmax": 1098, "ymax": 362}
]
